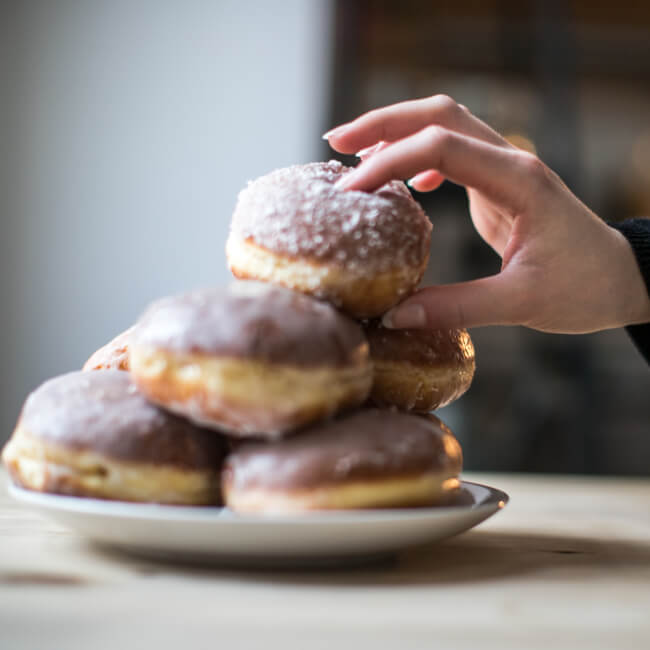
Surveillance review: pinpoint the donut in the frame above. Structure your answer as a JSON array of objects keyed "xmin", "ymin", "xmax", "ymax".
[
  {"xmin": 226, "ymin": 161, "xmax": 432, "ymax": 318},
  {"xmin": 1, "ymin": 371, "xmax": 227, "ymax": 504},
  {"xmin": 222, "ymin": 409, "xmax": 462, "ymax": 513},
  {"xmin": 364, "ymin": 322, "xmax": 475, "ymax": 412},
  {"xmin": 82, "ymin": 326, "xmax": 133, "ymax": 371},
  {"xmin": 129, "ymin": 281, "xmax": 372, "ymax": 438}
]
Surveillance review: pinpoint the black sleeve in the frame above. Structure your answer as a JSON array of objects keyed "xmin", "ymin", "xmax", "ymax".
[{"xmin": 608, "ymin": 218, "xmax": 650, "ymax": 363}]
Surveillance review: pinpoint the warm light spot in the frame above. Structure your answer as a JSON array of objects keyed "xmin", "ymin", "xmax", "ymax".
[
  {"xmin": 442, "ymin": 434, "xmax": 462, "ymax": 461},
  {"xmin": 178, "ymin": 363, "xmax": 202, "ymax": 381},
  {"xmin": 442, "ymin": 477, "xmax": 461, "ymax": 492},
  {"xmin": 505, "ymin": 133, "xmax": 537, "ymax": 154},
  {"xmin": 458, "ymin": 330, "xmax": 475, "ymax": 360}
]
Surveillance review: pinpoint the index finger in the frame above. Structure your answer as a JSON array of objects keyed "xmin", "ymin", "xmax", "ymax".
[{"xmin": 336, "ymin": 126, "xmax": 533, "ymax": 212}]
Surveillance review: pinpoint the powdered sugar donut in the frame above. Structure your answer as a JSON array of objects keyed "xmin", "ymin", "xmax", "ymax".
[{"xmin": 226, "ymin": 161, "xmax": 432, "ymax": 318}]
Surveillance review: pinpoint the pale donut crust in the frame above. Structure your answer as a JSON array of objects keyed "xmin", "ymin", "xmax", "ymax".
[
  {"xmin": 226, "ymin": 237, "xmax": 428, "ymax": 319},
  {"xmin": 371, "ymin": 359, "xmax": 475, "ymax": 412},
  {"xmin": 226, "ymin": 234, "xmax": 428, "ymax": 318},
  {"xmin": 2, "ymin": 426, "xmax": 221, "ymax": 505},
  {"xmin": 129, "ymin": 346, "xmax": 373, "ymax": 438},
  {"xmin": 224, "ymin": 475, "xmax": 462, "ymax": 513},
  {"xmin": 367, "ymin": 327, "xmax": 476, "ymax": 412},
  {"xmin": 82, "ymin": 327, "xmax": 133, "ymax": 371}
]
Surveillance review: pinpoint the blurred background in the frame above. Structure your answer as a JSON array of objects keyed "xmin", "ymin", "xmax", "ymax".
[{"xmin": 1, "ymin": 0, "xmax": 648, "ymax": 473}]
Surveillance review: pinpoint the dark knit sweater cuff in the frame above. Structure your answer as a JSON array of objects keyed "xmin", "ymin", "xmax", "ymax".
[{"xmin": 608, "ymin": 218, "xmax": 650, "ymax": 363}]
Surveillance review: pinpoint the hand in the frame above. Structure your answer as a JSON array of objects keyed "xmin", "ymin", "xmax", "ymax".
[{"xmin": 324, "ymin": 95, "xmax": 650, "ymax": 333}]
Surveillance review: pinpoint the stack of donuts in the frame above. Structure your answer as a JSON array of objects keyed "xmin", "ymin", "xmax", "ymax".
[{"xmin": 3, "ymin": 161, "xmax": 475, "ymax": 513}]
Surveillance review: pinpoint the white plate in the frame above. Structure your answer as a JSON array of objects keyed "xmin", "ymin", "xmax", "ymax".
[{"xmin": 9, "ymin": 481, "xmax": 508, "ymax": 567}]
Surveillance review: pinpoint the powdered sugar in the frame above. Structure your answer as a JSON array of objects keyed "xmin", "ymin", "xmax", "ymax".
[{"xmin": 229, "ymin": 161, "xmax": 432, "ymax": 274}]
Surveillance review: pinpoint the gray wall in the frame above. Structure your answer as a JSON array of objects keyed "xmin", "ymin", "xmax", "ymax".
[{"xmin": 0, "ymin": 1, "xmax": 333, "ymax": 441}]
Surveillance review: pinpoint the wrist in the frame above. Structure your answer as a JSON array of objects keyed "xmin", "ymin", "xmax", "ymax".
[{"xmin": 609, "ymin": 227, "xmax": 650, "ymax": 326}]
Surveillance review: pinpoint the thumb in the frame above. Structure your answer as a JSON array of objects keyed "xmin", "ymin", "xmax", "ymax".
[{"xmin": 382, "ymin": 275, "xmax": 520, "ymax": 330}]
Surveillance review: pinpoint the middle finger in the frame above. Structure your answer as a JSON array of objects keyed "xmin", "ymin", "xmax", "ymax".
[{"xmin": 327, "ymin": 95, "xmax": 508, "ymax": 154}]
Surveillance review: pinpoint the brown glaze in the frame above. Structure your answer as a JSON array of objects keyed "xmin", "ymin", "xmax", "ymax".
[
  {"xmin": 17, "ymin": 371, "xmax": 227, "ymax": 468},
  {"xmin": 131, "ymin": 282, "xmax": 368, "ymax": 368},
  {"xmin": 229, "ymin": 161, "xmax": 432, "ymax": 274},
  {"xmin": 364, "ymin": 321, "xmax": 476, "ymax": 412},
  {"xmin": 223, "ymin": 409, "xmax": 462, "ymax": 491},
  {"xmin": 364, "ymin": 321, "xmax": 475, "ymax": 367},
  {"xmin": 82, "ymin": 327, "xmax": 133, "ymax": 371}
]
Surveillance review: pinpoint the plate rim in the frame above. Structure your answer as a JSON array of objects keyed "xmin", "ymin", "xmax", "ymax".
[{"xmin": 8, "ymin": 480, "xmax": 509, "ymax": 524}]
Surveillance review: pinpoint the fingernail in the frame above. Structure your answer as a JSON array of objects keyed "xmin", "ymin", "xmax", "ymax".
[
  {"xmin": 382, "ymin": 303, "xmax": 426, "ymax": 329},
  {"xmin": 406, "ymin": 171, "xmax": 428, "ymax": 189},
  {"xmin": 322, "ymin": 125, "xmax": 347, "ymax": 140},
  {"xmin": 355, "ymin": 143, "xmax": 379, "ymax": 158}
]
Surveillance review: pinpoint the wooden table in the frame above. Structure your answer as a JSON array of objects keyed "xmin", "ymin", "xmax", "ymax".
[{"xmin": 1, "ymin": 469, "xmax": 649, "ymax": 649}]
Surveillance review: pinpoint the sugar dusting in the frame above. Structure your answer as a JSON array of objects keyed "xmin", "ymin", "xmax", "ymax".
[{"xmin": 229, "ymin": 161, "xmax": 432, "ymax": 274}]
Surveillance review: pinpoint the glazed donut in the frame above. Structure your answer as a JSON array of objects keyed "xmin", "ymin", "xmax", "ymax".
[
  {"xmin": 129, "ymin": 282, "xmax": 372, "ymax": 438},
  {"xmin": 2, "ymin": 371, "xmax": 227, "ymax": 504},
  {"xmin": 364, "ymin": 321, "xmax": 475, "ymax": 412},
  {"xmin": 82, "ymin": 326, "xmax": 133, "ymax": 371},
  {"xmin": 226, "ymin": 161, "xmax": 432, "ymax": 318},
  {"xmin": 222, "ymin": 409, "xmax": 462, "ymax": 513}
]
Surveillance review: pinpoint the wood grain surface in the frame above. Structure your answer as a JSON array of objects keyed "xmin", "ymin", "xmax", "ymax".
[{"xmin": 1, "ymin": 470, "xmax": 649, "ymax": 650}]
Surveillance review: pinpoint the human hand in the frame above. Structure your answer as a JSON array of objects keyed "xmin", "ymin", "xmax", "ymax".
[{"xmin": 324, "ymin": 95, "xmax": 650, "ymax": 333}]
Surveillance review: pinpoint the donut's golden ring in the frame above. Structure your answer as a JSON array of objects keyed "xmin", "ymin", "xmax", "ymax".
[
  {"xmin": 129, "ymin": 347, "xmax": 372, "ymax": 438},
  {"xmin": 227, "ymin": 237, "xmax": 428, "ymax": 319},
  {"xmin": 365, "ymin": 323, "xmax": 476, "ymax": 412},
  {"xmin": 2, "ymin": 371, "xmax": 227, "ymax": 504},
  {"xmin": 222, "ymin": 410, "xmax": 463, "ymax": 513}
]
